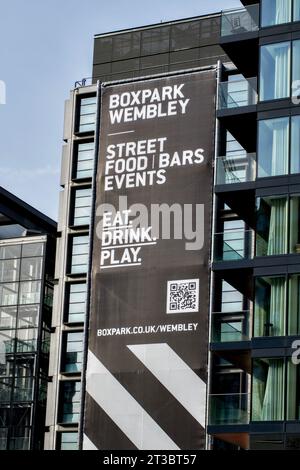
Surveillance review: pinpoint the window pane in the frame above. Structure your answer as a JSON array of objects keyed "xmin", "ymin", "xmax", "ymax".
[
  {"xmin": 289, "ymin": 274, "xmax": 300, "ymax": 335},
  {"xmin": 0, "ymin": 306, "xmax": 17, "ymax": 330},
  {"xmin": 260, "ymin": 42, "xmax": 290, "ymax": 101},
  {"xmin": 78, "ymin": 97, "xmax": 96, "ymax": 133},
  {"xmin": 291, "ymin": 115, "xmax": 300, "ymax": 173},
  {"xmin": 70, "ymin": 236, "xmax": 89, "ymax": 274},
  {"xmin": 261, "ymin": 0, "xmax": 292, "ymax": 27},
  {"xmin": 290, "ymin": 196, "xmax": 300, "ymax": 254},
  {"xmin": 20, "ymin": 257, "xmax": 43, "ymax": 281},
  {"xmin": 0, "ymin": 283, "xmax": 18, "ymax": 306},
  {"xmin": 63, "ymin": 332, "xmax": 83, "ymax": 373},
  {"xmin": 17, "ymin": 305, "xmax": 39, "ymax": 329},
  {"xmin": 60, "ymin": 432, "xmax": 78, "ymax": 451},
  {"xmin": 292, "ymin": 41, "xmax": 300, "ymax": 99},
  {"xmin": 295, "ymin": 0, "xmax": 300, "ymax": 21},
  {"xmin": 254, "ymin": 276, "xmax": 286, "ymax": 337},
  {"xmin": 252, "ymin": 358, "xmax": 285, "ymax": 421},
  {"xmin": 256, "ymin": 196, "xmax": 288, "ymax": 256},
  {"xmin": 258, "ymin": 117, "xmax": 289, "ymax": 177},
  {"xmin": 0, "ymin": 245, "xmax": 21, "ymax": 260},
  {"xmin": 0, "ymin": 329, "xmax": 15, "ymax": 355},
  {"xmin": 19, "ymin": 281, "xmax": 41, "ymax": 305},
  {"xmin": 75, "ymin": 142, "xmax": 94, "ymax": 179},
  {"xmin": 67, "ymin": 283, "xmax": 86, "ymax": 323},
  {"xmin": 287, "ymin": 360, "xmax": 300, "ymax": 419},
  {"xmin": 72, "ymin": 188, "xmax": 92, "ymax": 226},
  {"xmin": 22, "ymin": 243, "xmax": 44, "ymax": 257},
  {"xmin": 16, "ymin": 328, "xmax": 37, "ymax": 352},
  {"xmin": 0, "ymin": 259, "xmax": 19, "ymax": 283},
  {"xmin": 60, "ymin": 381, "xmax": 81, "ymax": 424}
]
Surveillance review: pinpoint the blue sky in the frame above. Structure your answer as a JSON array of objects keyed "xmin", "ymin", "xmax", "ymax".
[{"xmin": 0, "ymin": 0, "xmax": 241, "ymax": 220}]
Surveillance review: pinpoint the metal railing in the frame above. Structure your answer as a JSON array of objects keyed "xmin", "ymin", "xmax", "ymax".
[
  {"xmin": 216, "ymin": 153, "xmax": 256, "ymax": 185},
  {"xmin": 209, "ymin": 393, "xmax": 249, "ymax": 425},
  {"xmin": 221, "ymin": 4, "xmax": 259, "ymax": 37},
  {"xmin": 218, "ymin": 77, "xmax": 257, "ymax": 110}
]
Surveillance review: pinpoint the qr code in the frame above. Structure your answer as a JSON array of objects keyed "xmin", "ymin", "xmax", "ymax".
[{"xmin": 166, "ymin": 279, "xmax": 199, "ymax": 314}]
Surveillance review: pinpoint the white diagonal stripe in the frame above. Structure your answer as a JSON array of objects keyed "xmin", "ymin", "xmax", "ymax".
[
  {"xmin": 127, "ymin": 343, "xmax": 206, "ymax": 427},
  {"xmin": 86, "ymin": 350, "xmax": 179, "ymax": 450},
  {"xmin": 82, "ymin": 434, "xmax": 98, "ymax": 450}
]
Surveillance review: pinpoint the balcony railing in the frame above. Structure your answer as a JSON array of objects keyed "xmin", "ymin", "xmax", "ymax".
[
  {"xmin": 218, "ymin": 77, "xmax": 257, "ymax": 110},
  {"xmin": 214, "ymin": 229, "xmax": 254, "ymax": 262},
  {"xmin": 211, "ymin": 311, "xmax": 250, "ymax": 343},
  {"xmin": 216, "ymin": 153, "xmax": 256, "ymax": 185},
  {"xmin": 221, "ymin": 4, "xmax": 259, "ymax": 37},
  {"xmin": 209, "ymin": 393, "xmax": 249, "ymax": 425}
]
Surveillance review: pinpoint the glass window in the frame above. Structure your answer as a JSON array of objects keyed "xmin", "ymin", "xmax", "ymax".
[
  {"xmin": 260, "ymin": 42, "xmax": 291, "ymax": 101},
  {"xmin": 256, "ymin": 196, "xmax": 288, "ymax": 256},
  {"xmin": 254, "ymin": 276, "xmax": 286, "ymax": 337},
  {"xmin": 291, "ymin": 115, "xmax": 300, "ymax": 174},
  {"xmin": 223, "ymin": 219, "xmax": 245, "ymax": 260},
  {"xmin": 60, "ymin": 381, "xmax": 81, "ymax": 424},
  {"xmin": 62, "ymin": 332, "xmax": 83, "ymax": 373},
  {"xmin": 70, "ymin": 236, "xmax": 89, "ymax": 275},
  {"xmin": 0, "ymin": 245, "xmax": 21, "ymax": 260},
  {"xmin": 72, "ymin": 188, "xmax": 92, "ymax": 227},
  {"xmin": 67, "ymin": 283, "xmax": 87, "ymax": 323},
  {"xmin": 75, "ymin": 141, "xmax": 94, "ymax": 179},
  {"xmin": 16, "ymin": 328, "xmax": 37, "ymax": 353},
  {"xmin": 0, "ymin": 283, "xmax": 18, "ymax": 306},
  {"xmin": 20, "ymin": 257, "xmax": 43, "ymax": 281},
  {"xmin": 17, "ymin": 305, "xmax": 39, "ymax": 329},
  {"xmin": 221, "ymin": 281, "xmax": 243, "ymax": 313},
  {"xmin": 0, "ymin": 306, "xmax": 17, "ymax": 330},
  {"xmin": 290, "ymin": 195, "xmax": 300, "ymax": 254},
  {"xmin": 0, "ymin": 259, "xmax": 19, "ymax": 283},
  {"xmin": 60, "ymin": 432, "xmax": 78, "ymax": 451},
  {"xmin": 22, "ymin": 243, "xmax": 44, "ymax": 257},
  {"xmin": 287, "ymin": 360, "xmax": 300, "ymax": 420},
  {"xmin": 78, "ymin": 96, "xmax": 96, "ymax": 133},
  {"xmin": 0, "ymin": 329, "xmax": 15, "ymax": 355},
  {"xmin": 258, "ymin": 117, "xmax": 289, "ymax": 177},
  {"xmin": 261, "ymin": 0, "xmax": 292, "ymax": 27},
  {"xmin": 252, "ymin": 358, "xmax": 285, "ymax": 421},
  {"xmin": 295, "ymin": 0, "xmax": 300, "ymax": 20},
  {"xmin": 19, "ymin": 281, "xmax": 41, "ymax": 305},
  {"xmin": 289, "ymin": 274, "xmax": 300, "ymax": 335}
]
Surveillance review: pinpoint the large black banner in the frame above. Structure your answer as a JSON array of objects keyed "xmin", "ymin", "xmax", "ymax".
[{"xmin": 83, "ymin": 70, "xmax": 216, "ymax": 450}]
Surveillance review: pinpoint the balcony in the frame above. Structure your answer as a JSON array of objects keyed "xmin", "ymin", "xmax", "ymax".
[
  {"xmin": 218, "ymin": 78, "xmax": 257, "ymax": 110},
  {"xmin": 214, "ymin": 229, "xmax": 254, "ymax": 262},
  {"xmin": 216, "ymin": 153, "xmax": 256, "ymax": 185},
  {"xmin": 208, "ymin": 393, "xmax": 249, "ymax": 425},
  {"xmin": 211, "ymin": 311, "xmax": 250, "ymax": 343},
  {"xmin": 221, "ymin": 5, "xmax": 259, "ymax": 37}
]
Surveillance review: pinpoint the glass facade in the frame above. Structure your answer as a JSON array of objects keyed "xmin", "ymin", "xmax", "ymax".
[{"xmin": 0, "ymin": 240, "xmax": 52, "ymax": 450}]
